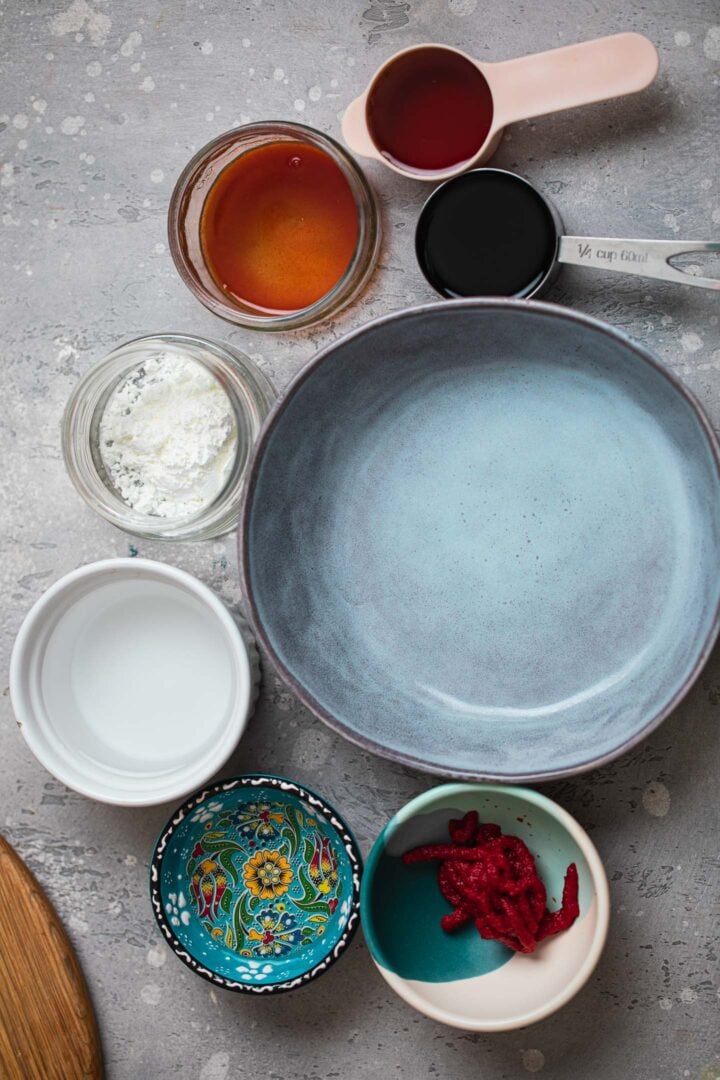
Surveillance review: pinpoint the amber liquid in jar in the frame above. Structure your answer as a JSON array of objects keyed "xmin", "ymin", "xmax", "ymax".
[{"xmin": 200, "ymin": 141, "xmax": 360, "ymax": 315}]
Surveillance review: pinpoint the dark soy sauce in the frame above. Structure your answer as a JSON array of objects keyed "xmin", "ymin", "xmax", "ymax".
[
  {"xmin": 415, "ymin": 170, "xmax": 558, "ymax": 298},
  {"xmin": 367, "ymin": 48, "xmax": 493, "ymax": 172}
]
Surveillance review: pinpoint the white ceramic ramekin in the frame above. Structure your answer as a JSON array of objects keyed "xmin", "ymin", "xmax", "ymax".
[{"xmin": 10, "ymin": 559, "xmax": 259, "ymax": 806}]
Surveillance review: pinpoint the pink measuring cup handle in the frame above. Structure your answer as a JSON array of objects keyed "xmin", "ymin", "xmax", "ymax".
[{"xmin": 487, "ymin": 32, "xmax": 659, "ymax": 128}]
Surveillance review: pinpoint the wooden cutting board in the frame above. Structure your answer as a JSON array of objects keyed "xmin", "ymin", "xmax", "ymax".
[{"xmin": 0, "ymin": 834, "xmax": 103, "ymax": 1079}]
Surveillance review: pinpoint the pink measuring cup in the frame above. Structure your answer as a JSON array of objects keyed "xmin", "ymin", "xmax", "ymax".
[{"xmin": 342, "ymin": 33, "xmax": 659, "ymax": 180}]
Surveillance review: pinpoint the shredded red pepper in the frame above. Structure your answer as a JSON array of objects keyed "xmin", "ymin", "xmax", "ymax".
[{"xmin": 403, "ymin": 811, "xmax": 579, "ymax": 953}]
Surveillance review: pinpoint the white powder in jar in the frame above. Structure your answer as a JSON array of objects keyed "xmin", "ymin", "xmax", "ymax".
[{"xmin": 99, "ymin": 352, "xmax": 238, "ymax": 519}]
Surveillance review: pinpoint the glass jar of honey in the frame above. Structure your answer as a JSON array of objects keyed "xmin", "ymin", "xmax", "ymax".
[{"xmin": 168, "ymin": 122, "xmax": 381, "ymax": 331}]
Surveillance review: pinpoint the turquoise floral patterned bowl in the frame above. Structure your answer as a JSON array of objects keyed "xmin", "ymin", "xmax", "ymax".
[{"xmin": 150, "ymin": 775, "xmax": 362, "ymax": 992}]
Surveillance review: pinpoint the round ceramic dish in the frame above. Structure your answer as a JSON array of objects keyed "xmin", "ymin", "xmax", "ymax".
[
  {"xmin": 10, "ymin": 559, "xmax": 259, "ymax": 805},
  {"xmin": 62, "ymin": 334, "xmax": 275, "ymax": 541},
  {"xmin": 240, "ymin": 300, "xmax": 720, "ymax": 782},
  {"xmin": 168, "ymin": 122, "xmax": 381, "ymax": 331},
  {"xmin": 362, "ymin": 784, "xmax": 609, "ymax": 1031},
  {"xmin": 150, "ymin": 775, "xmax": 362, "ymax": 993}
]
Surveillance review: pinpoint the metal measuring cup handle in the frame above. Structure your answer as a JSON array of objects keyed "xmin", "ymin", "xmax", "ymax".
[{"xmin": 557, "ymin": 238, "xmax": 720, "ymax": 291}]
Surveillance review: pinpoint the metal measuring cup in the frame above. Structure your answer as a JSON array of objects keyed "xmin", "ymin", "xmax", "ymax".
[
  {"xmin": 415, "ymin": 170, "xmax": 720, "ymax": 297},
  {"xmin": 342, "ymin": 34, "xmax": 658, "ymax": 181}
]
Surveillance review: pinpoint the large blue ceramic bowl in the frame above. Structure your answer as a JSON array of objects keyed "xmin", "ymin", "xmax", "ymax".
[
  {"xmin": 150, "ymin": 776, "xmax": 362, "ymax": 992},
  {"xmin": 240, "ymin": 300, "xmax": 720, "ymax": 781}
]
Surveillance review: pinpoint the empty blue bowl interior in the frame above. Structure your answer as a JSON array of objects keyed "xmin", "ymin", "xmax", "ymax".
[
  {"xmin": 362, "ymin": 786, "xmax": 593, "ymax": 982},
  {"xmin": 157, "ymin": 786, "xmax": 356, "ymax": 986},
  {"xmin": 245, "ymin": 303, "xmax": 720, "ymax": 777}
]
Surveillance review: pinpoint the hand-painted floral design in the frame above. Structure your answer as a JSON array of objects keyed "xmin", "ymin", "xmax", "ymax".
[
  {"xmin": 307, "ymin": 834, "xmax": 338, "ymax": 895},
  {"xmin": 246, "ymin": 907, "xmax": 303, "ymax": 956},
  {"xmin": 230, "ymin": 801, "xmax": 285, "ymax": 841},
  {"xmin": 190, "ymin": 856, "xmax": 228, "ymax": 921},
  {"xmin": 183, "ymin": 791, "xmax": 346, "ymax": 965},
  {"xmin": 165, "ymin": 891, "xmax": 191, "ymax": 927},
  {"xmin": 153, "ymin": 778, "xmax": 361, "ymax": 995},
  {"xmin": 190, "ymin": 799, "xmax": 223, "ymax": 824},
  {"xmin": 243, "ymin": 849, "xmax": 293, "ymax": 899},
  {"xmin": 236, "ymin": 959, "xmax": 275, "ymax": 983}
]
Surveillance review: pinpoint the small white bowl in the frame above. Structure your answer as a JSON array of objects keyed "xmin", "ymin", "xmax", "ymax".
[
  {"xmin": 362, "ymin": 783, "xmax": 610, "ymax": 1031},
  {"xmin": 10, "ymin": 559, "xmax": 259, "ymax": 806}
]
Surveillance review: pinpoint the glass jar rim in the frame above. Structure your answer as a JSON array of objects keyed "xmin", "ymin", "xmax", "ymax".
[
  {"xmin": 167, "ymin": 121, "xmax": 381, "ymax": 331},
  {"xmin": 62, "ymin": 333, "xmax": 276, "ymax": 541}
]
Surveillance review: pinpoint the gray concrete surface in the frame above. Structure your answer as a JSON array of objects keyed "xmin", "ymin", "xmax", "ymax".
[{"xmin": 2, "ymin": 2, "xmax": 719, "ymax": 1077}]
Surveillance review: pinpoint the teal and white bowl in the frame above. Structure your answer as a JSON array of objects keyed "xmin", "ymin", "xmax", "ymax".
[
  {"xmin": 362, "ymin": 784, "xmax": 609, "ymax": 1030},
  {"xmin": 150, "ymin": 775, "xmax": 362, "ymax": 992}
]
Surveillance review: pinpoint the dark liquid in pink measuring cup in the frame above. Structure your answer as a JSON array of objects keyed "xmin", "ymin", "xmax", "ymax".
[{"xmin": 367, "ymin": 47, "xmax": 494, "ymax": 172}]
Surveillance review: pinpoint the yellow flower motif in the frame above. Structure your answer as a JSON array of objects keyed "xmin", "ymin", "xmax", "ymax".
[
  {"xmin": 242, "ymin": 849, "xmax": 293, "ymax": 900},
  {"xmin": 317, "ymin": 880, "xmax": 331, "ymax": 895}
]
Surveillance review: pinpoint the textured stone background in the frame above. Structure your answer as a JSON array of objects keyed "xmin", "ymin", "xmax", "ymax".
[{"xmin": 2, "ymin": 1, "xmax": 720, "ymax": 1077}]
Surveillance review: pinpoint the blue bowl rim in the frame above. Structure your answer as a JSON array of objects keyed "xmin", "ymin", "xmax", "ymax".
[
  {"xmin": 360, "ymin": 781, "xmax": 611, "ymax": 1031},
  {"xmin": 238, "ymin": 298, "xmax": 720, "ymax": 783},
  {"xmin": 149, "ymin": 773, "xmax": 363, "ymax": 994}
]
